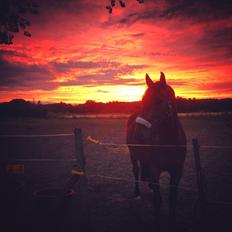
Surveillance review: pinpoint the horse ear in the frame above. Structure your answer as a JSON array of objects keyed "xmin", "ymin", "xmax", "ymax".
[
  {"xmin": 146, "ymin": 73, "xmax": 153, "ymax": 88},
  {"xmin": 160, "ymin": 72, "xmax": 166, "ymax": 85}
]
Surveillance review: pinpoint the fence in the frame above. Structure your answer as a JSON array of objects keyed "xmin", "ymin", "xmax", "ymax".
[
  {"xmin": 0, "ymin": 129, "xmax": 90, "ymax": 232},
  {"xmin": 1, "ymin": 128, "xmax": 232, "ymax": 230},
  {"xmin": 1, "ymin": 129, "xmax": 232, "ymax": 199}
]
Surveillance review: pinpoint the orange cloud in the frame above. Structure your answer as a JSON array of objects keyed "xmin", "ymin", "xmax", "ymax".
[{"xmin": 0, "ymin": 0, "xmax": 231, "ymax": 103}]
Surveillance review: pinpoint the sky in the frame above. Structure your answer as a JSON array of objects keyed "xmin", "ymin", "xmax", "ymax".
[{"xmin": 0, "ymin": 0, "xmax": 232, "ymax": 103}]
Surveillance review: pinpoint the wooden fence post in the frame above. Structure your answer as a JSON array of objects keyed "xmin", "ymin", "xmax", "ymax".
[
  {"xmin": 74, "ymin": 128, "xmax": 86, "ymax": 172},
  {"xmin": 73, "ymin": 128, "xmax": 91, "ymax": 231},
  {"xmin": 192, "ymin": 138, "xmax": 207, "ymax": 221},
  {"xmin": 61, "ymin": 128, "xmax": 86, "ymax": 192}
]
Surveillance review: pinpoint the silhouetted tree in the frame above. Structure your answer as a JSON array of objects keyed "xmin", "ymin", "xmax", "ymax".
[
  {"xmin": 106, "ymin": 0, "xmax": 144, "ymax": 14},
  {"xmin": 0, "ymin": 99, "xmax": 47, "ymax": 118},
  {"xmin": 0, "ymin": 0, "xmax": 38, "ymax": 44},
  {"xmin": 0, "ymin": 98, "xmax": 231, "ymax": 118},
  {"xmin": 0, "ymin": 0, "xmax": 144, "ymax": 44}
]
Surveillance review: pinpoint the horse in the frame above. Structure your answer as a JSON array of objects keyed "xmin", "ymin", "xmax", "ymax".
[{"xmin": 126, "ymin": 72, "xmax": 186, "ymax": 223}]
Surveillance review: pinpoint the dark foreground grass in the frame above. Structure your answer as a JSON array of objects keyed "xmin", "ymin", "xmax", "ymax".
[{"xmin": 0, "ymin": 115, "xmax": 232, "ymax": 232}]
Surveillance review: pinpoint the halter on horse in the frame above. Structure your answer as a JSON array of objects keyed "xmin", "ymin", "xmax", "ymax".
[{"xmin": 126, "ymin": 72, "xmax": 186, "ymax": 223}]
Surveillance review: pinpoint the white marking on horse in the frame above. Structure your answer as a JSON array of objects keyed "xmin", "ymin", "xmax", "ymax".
[{"xmin": 135, "ymin": 117, "xmax": 152, "ymax": 128}]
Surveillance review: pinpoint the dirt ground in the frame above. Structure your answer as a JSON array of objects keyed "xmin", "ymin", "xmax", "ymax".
[{"xmin": 0, "ymin": 115, "xmax": 232, "ymax": 232}]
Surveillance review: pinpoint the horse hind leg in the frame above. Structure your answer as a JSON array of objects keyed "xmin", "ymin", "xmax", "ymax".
[{"xmin": 131, "ymin": 156, "xmax": 140, "ymax": 199}]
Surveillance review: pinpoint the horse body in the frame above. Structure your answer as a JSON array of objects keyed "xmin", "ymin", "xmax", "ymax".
[{"xmin": 126, "ymin": 72, "xmax": 186, "ymax": 222}]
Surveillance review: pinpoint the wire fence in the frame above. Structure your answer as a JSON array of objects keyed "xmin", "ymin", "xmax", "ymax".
[
  {"xmin": 9, "ymin": 158, "xmax": 77, "ymax": 162},
  {"xmin": 1, "ymin": 132, "xmax": 232, "ymax": 206},
  {"xmin": 1, "ymin": 133, "xmax": 232, "ymax": 149},
  {"xmin": 0, "ymin": 133, "xmax": 73, "ymax": 138}
]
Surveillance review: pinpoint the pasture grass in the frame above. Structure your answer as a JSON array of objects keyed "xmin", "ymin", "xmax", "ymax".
[{"xmin": 0, "ymin": 114, "xmax": 231, "ymax": 232}]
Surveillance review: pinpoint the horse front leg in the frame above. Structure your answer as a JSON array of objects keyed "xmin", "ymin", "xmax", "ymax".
[
  {"xmin": 151, "ymin": 176, "xmax": 161, "ymax": 225},
  {"xmin": 149, "ymin": 175, "xmax": 161, "ymax": 231},
  {"xmin": 131, "ymin": 157, "xmax": 140, "ymax": 199},
  {"xmin": 169, "ymin": 173, "xmax": 181, "ymax": 225}
]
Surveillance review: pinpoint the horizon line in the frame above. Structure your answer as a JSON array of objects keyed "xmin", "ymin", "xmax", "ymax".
[{"xmin": 1, "ymin": 97, "xmax": 232, "ymax": 105}]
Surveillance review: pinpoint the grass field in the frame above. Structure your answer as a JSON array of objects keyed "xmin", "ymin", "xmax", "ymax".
[{"xmin": 0, "ymin": 115, "xmax": 232, "ymax": 232}]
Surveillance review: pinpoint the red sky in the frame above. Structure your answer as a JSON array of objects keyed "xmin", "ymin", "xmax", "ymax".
[{"xmin": 0, "ymin": 0, "xmax": 232, "ymax": 103}]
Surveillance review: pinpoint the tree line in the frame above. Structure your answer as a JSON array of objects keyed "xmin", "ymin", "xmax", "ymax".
[{"xmin": 0, "ymin": 98, "xmax": 231, "ymax": 118}]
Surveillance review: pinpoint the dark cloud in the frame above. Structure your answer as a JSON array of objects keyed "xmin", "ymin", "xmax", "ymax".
[
  {"xmin": 200, "ymin": 81, "xmax": 232, "ymax": 92},
  {"xmin": 130, "ymin": 32, "xmax": 145, "ymax": 37},
  {"xmin": 197, "ymin": 26, "xmax": 232, "ymax": 57},
  {"xmin": 0, "ymin": 58, "xmax": 56, "ymax": 90},
  {"xmin": 104, "ymin": 0, "xmax": 232, "ymax": 27},
  {"xmin": 60, "ymin": 74, "xmax": 138, "ymax": 87},
  {"xmin": 0, "ymin": 59, "xmax": 49, "ymax": 77},
  {"xmin": 165, "ymin": 0, "xmax": 230, "ymax": 22},
  {"xmin": 0, "ymin": 49, "xmax": 29, "ymax": 59},
  {"xmin": 40, "ymin": 0, "xmax": 101, "ymax": 14},
  {"xmin": 0, "ymin": 56, "xmax": 148, "ymax": 90},
  {"xmin": 51, "ymin": 61, "xmax": 148, "ymax": 82},
  {"xmin": 168, "ymin": 79, "xmax": 190, "ymax": 87},
  {"xmin": 60, "ymin": 63, "xmax": 148, "ymax": 87},
  {"xmin": 52, "ymin": 60, "xmax": 120, "ymax": 73},
  {"xmin": 163, "ymin": 0, "xmax": 232, "ymax": 22},
  {"xmin": 31, "ymin": 0, "xmax": 103, "ymax": 30}
]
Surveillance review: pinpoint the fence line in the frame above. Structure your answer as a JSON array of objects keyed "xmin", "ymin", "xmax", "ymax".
[
  {"xmin": 2, "ymin": 128, "xmax": 232, "ymax": 208},
  {"xmin": 87, "ymin": 141, "xmax": 232, "ymax": 150},
  {"xmin": 1, "ymin": 133, "xmax": 232, "ymax": 149},
  {"xmin": 7, "ymin": 156, "xmax": 232, "ymax": 178},
  {"xmin": 86, "ymin": 135, "xmax": 232, "ymax": 149},
  {"xmin": 8, "ymin": 158, "xmax": 77, "ymax": 162},
  {"xmin": 0, "ymin": 133, "xmax": 73, "ymax": 138},
  {"xmin": 6, "ymin": 155, "xmax": 232, "ymax": 178},
  {"xmin": 99, "ymin": 142, "xmax": 190, "ymax": 148}
]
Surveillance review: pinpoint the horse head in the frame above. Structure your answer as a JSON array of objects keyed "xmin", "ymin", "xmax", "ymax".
[{"xmin": 136, "ymin": 72, "xmax": 177, "ymax": 130}]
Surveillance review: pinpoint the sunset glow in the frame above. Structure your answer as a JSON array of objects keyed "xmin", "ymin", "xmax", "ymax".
[{"xmin": 1, "ymin": 0, "xmax": 232, "ymax": 103}]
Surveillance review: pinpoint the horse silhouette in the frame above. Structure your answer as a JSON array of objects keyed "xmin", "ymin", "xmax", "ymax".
[{"xmin": 126, "ymin": 72, "xmax": 186, "ymax": 223}]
